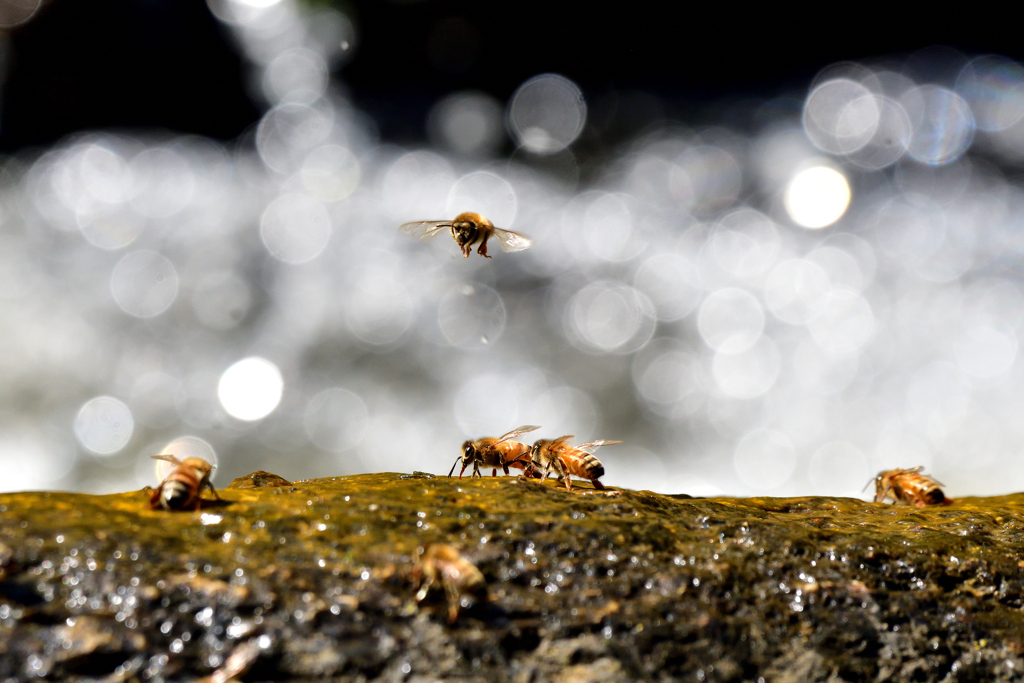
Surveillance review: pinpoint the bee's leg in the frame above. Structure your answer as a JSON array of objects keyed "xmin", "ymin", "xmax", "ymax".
[
  {"xmin": 553, "ymin": 457, "xmax": 571, "ymax": 490},
  {"xmin": 149, "ymin": 484, "xmax": 165, "ymax": 509},
  {"xmin": 442, "ymin": 577, "xmax": 461, "ymax": 623},
  {"xmin": 590, "ymin": 478, "xmax": 605, "ymax": 490},
  {"xmin": 476, "ymin": 234, "xmax": 491, "ymax": 258},
  {"xmin": 415, "ymin": 570, "xmax": 435, "ymax": 603},
  {"xmin": 491, "ymin": 468, "xmax": 498, "ymax": 477},
  {"xmin": 206, "ymin": 481, "xmax": 221, "ymax": 500}
]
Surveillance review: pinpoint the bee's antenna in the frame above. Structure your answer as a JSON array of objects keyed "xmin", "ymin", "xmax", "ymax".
[{"xmin": 862, "ymin": 475, "xmax": 877, "ymax": 493}]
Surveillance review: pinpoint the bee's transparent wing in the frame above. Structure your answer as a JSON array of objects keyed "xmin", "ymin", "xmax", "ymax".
[
  {"xmin": 495, "ymin": 425, "xmax": 542, "ymax": 445},
  {"xmin": 151, "ymin": 454, "xmax": 183, "ymax": 465},
  {"xmin": 399, "ymin": 221, "xmax": 452, "ymax": 241},
  {"xmin": 574, "ymin": 439, "xmax": 623, "ymax": 452},
  {"xmin": 492, "ymin": 227, "xmax": 534, "ymax": 253}
]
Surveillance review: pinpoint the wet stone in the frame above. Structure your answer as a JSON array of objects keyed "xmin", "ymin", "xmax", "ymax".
[{"xmin": 2, "ymin": 473, "xmax": 1024, "ymax": 680}]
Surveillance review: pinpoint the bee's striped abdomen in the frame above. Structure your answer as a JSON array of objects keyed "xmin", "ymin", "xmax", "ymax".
[{"xmin": 563, "ymin": 452, "xmax": 605, "ymax": 480}]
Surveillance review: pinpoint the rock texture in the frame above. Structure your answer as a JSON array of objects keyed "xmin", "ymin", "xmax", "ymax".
[{"xmin": 1, "ymin": 472, "xmax": 1024, "ymax": 681}]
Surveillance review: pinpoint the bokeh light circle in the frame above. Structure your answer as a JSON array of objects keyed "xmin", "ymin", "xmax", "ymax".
[
  {"xmin": 446, "ymin": 171, "xmax": 518, "ymax": 229},
  {"xmin": 633, "ymin": 253, "xmax": 703, "ymax": 321},
  {"xmin": 508, "ymin": 73, "xmax": 587, "ymax": 155},
  {"xmin": 803, "ymin": 79, "xmax": 879, "ymax": 154},
  {"xmin": 75, "ymin": 396, "xmax": 134, "ymax": 455},
  {"xmin": 260, "ymin": 193, "xmax": 332, "ymax": 264},
  {"xmin": 110, "ymin": 250, "xmax": 180, "ymax": 318},
  {"xmin": 567, "ymin": 281, "xmax": 656, "ymax": 354},
  {"xmin": 697, "ymin": 288, "xmax": 765, "ymax": 353},
  {"xmin": 304, "ymin": 387, "xmax": 369, "ymax": 452},
  {"xmin": 712, "ymin": 337, "xmax": 781, "ymax": 399},
  {"xmin": 784, "ymin": 166, "xmax": 851, "ymax": 228},
  {"xmin": 218, "ymin": 357, "xmax": 284, "ymax": 421},
  {"xmin": 301, "ymin": 145, "xmax": 361, "ymax": 202},
  {"xmin": 438, "ymin": 284, "xmax": 507, "ymax": 348},
  {"xmin": 903, "ymin": 85, "xmax": 975, "ymax": 166},
  {"xmin": 428, "ymin": 91, "xmax": 505, "ymax": 157}
]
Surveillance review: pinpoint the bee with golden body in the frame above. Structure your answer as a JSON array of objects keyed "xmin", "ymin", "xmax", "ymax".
[
  {"xmin": 867, "ymin": 467, "xmax": 950, "ymax": 508},
  {"xmin": 527, "ymin": 436, "xmax": 621, "ymax": 491},
  {"xmin": 449, "ymin": 425, "xmax": 541, "ymax": 479},
  {"xmin": 412, "ymin": 543, "xmax": 487, "ymax": 623},
  {"xmin": 150, "ymin": 454, "xmax": 220, "ymax": 511},
  {"xmin": 399, "ymin": 212, "xmax": 533, "ymax": 258}
]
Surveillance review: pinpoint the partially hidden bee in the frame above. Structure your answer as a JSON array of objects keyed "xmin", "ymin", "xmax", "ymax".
[
  {"xmin": 399, "ymin": 212, "xmax": 533, "ymax": 259},
  {"xmin": 867, "ymin": 467, "xmax": 951, "ymax": 508},
  {"xmin": 412, "ymin": 543, "xmax": 487, "ymax": 623},
  {"xmin": 528, "ymin": 436, "xmax": 621, "ymax": 491},
  {"xmin": 150, "ymin": 454, "xmax": 220, "ymax": 511},
  {"xmin": 450, "ymin": 425, "xmax": 541, "ymax": 479}
]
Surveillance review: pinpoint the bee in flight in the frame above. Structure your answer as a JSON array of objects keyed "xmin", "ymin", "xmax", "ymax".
[
  {"xmin": 400, "ymin": 212, "xmax": 533, "ymax": 258},
  {"xmin": 150, "ymin": 454, "xmax": 220, "ymax": 511},
  {"xmin": 412, "ymin": 543, "xmax": 487, "ymax": 623},
  {"xmin": 866, "ymin": 466, "xmax": 951, "ymax": 508},
  {"xmin": 449, "ymin": 425, "xmax": 541, "ymax": 479},
  {"xmin": 527, "ymin": 436, "xmax": 621, "ymax": 491}
]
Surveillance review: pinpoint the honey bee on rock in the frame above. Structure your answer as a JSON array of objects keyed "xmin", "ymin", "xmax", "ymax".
[
  {"xmin": 868, "ymin": 467, "xmax": 951, "ymax": 508},
  {"xmin": 528, "ymin": 436, "xmax": 622, "ymax": 491},
  {"xmin": 399, "ymin": 212, "xmax": 533, "ymax": 258},
  {"xmin": 412, "ymin": 544, "xmax": 487, "ymax": 623},
  {"xmin": 150, "ymin": 454, "xmax": 220, "ymax": 511},
  {"xmin": 450, "ymin": 425, "xmax": 541, "ymax": 479}
]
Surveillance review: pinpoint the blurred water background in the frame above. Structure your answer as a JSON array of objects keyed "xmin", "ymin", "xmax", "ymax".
[{"xmin": 3, "ymin": 0, "xmax": 1024, "ymax": 499}]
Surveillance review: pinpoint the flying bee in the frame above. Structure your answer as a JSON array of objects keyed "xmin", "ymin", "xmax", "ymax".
[
  {"xmin": 449, "ymin": 425, "xmax": 541, "ymax": 479},
  {"xmin": 528, "ymin": 436, "xmax": 622, "ymax": 491},
  {"xmin": 399, "ymin": 212, "xmax": 533, "ymax": 259},
  {"xmin": 866, "ymin": 467, "xmax": 950, "ymax": 508},
  {"xmin": 412, "ymin": 543, "xmax": 487, "ymax": 623},
  {"xmin": 150, "ymin": 454, "xmax": 220, "ymax": 511}
]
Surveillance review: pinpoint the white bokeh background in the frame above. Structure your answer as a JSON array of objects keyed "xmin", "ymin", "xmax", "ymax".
[{"xmin": 2, "ymin": 0, "xmax": 1024, "ymax": 501}]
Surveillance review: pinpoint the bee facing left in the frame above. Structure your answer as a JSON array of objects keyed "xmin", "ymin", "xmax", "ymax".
[
  {"xmin": 150, "ymin": 454, "xmax": 220, "ymax": 511},
  {"xmin": 867, "ymin": 466, "xmax": 950, "ymax": 508}
]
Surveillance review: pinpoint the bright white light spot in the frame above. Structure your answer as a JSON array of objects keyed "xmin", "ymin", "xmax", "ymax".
[
  {"xmin": 200, "ymin": 513, "xmax": 223, "ymax": 526},
  {"xmin": 218, "ymin": 357, "xmax": 284, "ymax": 421},
  {"xmin": 75, "ymin": 396, "xmax": 134, "ymax": 455},
  {"xmin": 785, "ymin": 167, "xmax": 851, "ymax": 229}
]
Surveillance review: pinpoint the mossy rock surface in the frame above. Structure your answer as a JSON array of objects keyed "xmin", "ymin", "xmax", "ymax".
[{"xmin": 1, "ymin": 472, "xmax": 1024, "ymax": 681}]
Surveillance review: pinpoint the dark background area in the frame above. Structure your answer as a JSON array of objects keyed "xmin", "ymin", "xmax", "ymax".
[{"xmin": 0, "ymin": 0, "xmax": 1020, "ymax": 152}]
